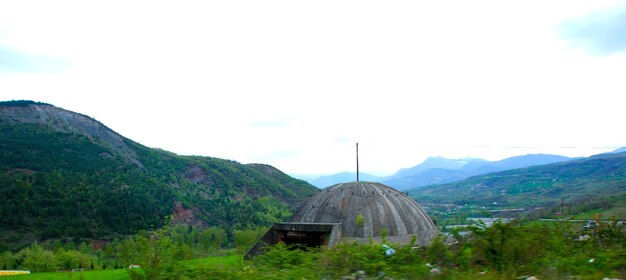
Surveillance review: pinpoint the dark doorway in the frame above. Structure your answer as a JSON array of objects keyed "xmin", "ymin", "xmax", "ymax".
[
  {"xmin": 277, "ymin": 230, "xmax": 328, "ymax": 247},
  {"xmin": 245, "ymin": 223, "xmax": 341, "ymax": 259}
]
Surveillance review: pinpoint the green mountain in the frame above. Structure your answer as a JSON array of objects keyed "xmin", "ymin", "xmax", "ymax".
[
  {"xmin": 0, "ymin": 100, "xmax": 318, "ymax": 246},
  {"xmin": 409, "ymin": 151, "xmax": 626, "ymax": 207}
]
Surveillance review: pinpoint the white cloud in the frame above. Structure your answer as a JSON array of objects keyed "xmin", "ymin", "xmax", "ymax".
[
  {"xmin": 1, "ymin": 0, "xmax": 625, "ymax": 176},
  {"xmin": 557, "ymin": 3, "xmax": 626, "ymax": 55}
]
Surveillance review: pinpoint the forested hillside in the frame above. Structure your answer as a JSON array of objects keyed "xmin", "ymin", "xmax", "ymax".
[
  {"xmin": 410, "ymin": 151, "xmax": 626, "ymax": 208},
  {"xmin": 0, "ymin": 100, "xmax": 318, "ymax": 248}
]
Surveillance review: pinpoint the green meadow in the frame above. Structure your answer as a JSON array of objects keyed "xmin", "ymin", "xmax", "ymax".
[
  {"xmin": 1, "ymin": 269, "xmax": 128, "ymax": 280},
  {"xmin": 1, "ymin": 255, "xmax": 243, "ymax": 280}
]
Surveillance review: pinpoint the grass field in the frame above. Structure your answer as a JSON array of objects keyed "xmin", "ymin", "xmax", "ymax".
[
  {"xmin": 0, "ymin": 269, "xmax": 129, "ymax": 280},
  {"xmin": 181, "ymin": 254, "xmax": 243, "ymax": 270},
  {"xmin": 0, "ymin": 255, "xmax": 244, "ymax": 280},
  {"xmin": 568, "ymin": 200, "xmax": 626, "ymax": 221}
]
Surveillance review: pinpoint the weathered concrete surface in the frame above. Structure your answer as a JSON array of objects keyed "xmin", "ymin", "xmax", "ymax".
[{"xmin": 290, "ymin": 181, "xmax": 437, "ymax": 245}]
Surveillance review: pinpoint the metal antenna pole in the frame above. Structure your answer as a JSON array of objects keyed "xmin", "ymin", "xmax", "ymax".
[{"xmin": 356, "ymin": 143, "xmax": 359, "ymax": 182}]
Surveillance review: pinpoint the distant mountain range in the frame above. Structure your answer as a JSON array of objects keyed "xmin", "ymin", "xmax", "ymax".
[
  {"xmin": 386, "ymin": 154, "xmax": 576, "ymax": 191},
  {"xmin": 306, "ymin": 172, "xmax": 384, "ymax": 188},
  {"xmin": 610, "ymin": 147, "xmax": 626, "ymax": 154},
  {"xmin": 0, "ymin": 100, "xmax": 318, "ymax": 247},
  {"xmin": 410, "ymin": 150, "xmax": 626, "ymax": 208},
  {"xmin": 301, "ymin": 154, "xmax": 575, "ymax": 190}
]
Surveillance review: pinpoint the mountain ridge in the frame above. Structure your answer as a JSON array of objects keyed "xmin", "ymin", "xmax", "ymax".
[
  {"xmin": 304, "ymin": 171, "xmax": 383, "ymax": 188},
  {"xmin": 385, "ymin": 153, "xmax": 573, "ymax": 190},
  {"xmin": 409, "ymin": 151, "xmax": 626, "ymax": 208},
  {"xmin": 0, "ymin": 100, "xmax": 319, "ymax": 247},
  {"xmin": 301, "ymin": 154, "xmax": 574, "ymax": 190},
  {"xmin": 610, "ymin": 147, "xmax": 626, "ymax": 154},
  {"xmin": 0, "ymin": 100, "xmax": 143, "ymax": 167},
  {"xmin": 390, "ymin": 156, "xmax": 487, "ymax": 179}
]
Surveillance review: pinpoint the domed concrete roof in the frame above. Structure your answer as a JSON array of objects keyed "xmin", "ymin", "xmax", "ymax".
[{"xmin": 290, "ymin": 181, "xmax": 437, "ymax": 245}]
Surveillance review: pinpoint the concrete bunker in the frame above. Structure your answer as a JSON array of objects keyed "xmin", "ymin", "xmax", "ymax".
[{"xmin": 245, "ymin": 181, "xmax": 437, "ymax": 259}]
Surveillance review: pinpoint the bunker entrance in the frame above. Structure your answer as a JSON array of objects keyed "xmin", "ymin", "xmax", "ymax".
[
  {"xmin": 245, "ymin": 222, "xmax": 341, "ymax": 259},
  {"xmin": 277, "ymin": 230, "xmax": 328, "ymax": 247}
]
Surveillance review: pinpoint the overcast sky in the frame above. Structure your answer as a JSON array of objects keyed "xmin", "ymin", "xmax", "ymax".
[{"xmin": 1, "ymin": 0, "xmax": 625, "ymax": 176}]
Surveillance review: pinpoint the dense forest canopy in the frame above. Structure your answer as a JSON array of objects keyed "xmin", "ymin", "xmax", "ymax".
[{"xmin": 0, "ymin": 102, "xmax": 318, "ymax": 249}]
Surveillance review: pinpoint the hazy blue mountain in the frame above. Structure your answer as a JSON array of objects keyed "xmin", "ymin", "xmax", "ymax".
[
  {"xmin": 410, "ymin": 151, "xmax": 626, "ymax": 207},
  {"xmin": 383, "ymin": 154, "xmax": 572, "ymax": 191},
  {"xmin": 383, "ymin": 168, "xmax": 469, "ymax": 190},
  {"xmin": 307, "ymin": 172, "xmax": 384, "ymax": 188},
  {"xmin": 290, "ymin": 174, "xmax": 323, "ymax": 182},
  {"xmin": 611, "ymin": 147, "xmax": 626, "ymax": 153},
  {"xmin": 299, "ymin": 154, "xmax": 575, "ymax": 191},
  {"xmin": 465, "ymin": 154, "xmax": 573, "ymax": 174},
  {"xmin": 390, "ymin": 157, "xmax": 487, "ymax": 179}
]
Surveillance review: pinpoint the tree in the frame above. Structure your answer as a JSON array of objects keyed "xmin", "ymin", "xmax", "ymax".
[
  {"xmin": 0, "ymin": 251, "xmax": 15, "ymax": 270},
  {"xmin": 198, "ymin": 227, "xmax": 226, "ymax": 252},
  {"xmin": 235, "ymin": 229, "xmax": 264, "ymax": 254},
  {"xmin": 135, "ymin": 230, "xmax": 176, "ymax": 280},
  {"xmin": 78, "ymin": 241, "xmax": 91, "ymax": 254},
  {"xmin": 20, "ymin": 244, "xmax": 58, "ymax": 272},
  {"xmin": 117, "ymin": 239, "xmax": 134, "ymax": 266},
  {"xmin": 57, "ymin": 249, "xmax": 80, "ymax": 270}
]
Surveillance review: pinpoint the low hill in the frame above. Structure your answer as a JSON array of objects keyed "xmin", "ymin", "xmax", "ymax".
[
  {"xmin": 409, "ymin": 151, "xmax": 626, "ymax": 207},
  {"xmin": 0, "ymin": 100, "xmax": 318, "ymax": 247}
]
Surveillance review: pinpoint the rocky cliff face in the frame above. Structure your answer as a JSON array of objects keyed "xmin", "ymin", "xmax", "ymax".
[{"xmin": 0, "ymin": 101, "xmax": 143, "ymax": 167}]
